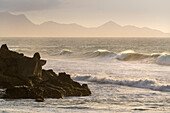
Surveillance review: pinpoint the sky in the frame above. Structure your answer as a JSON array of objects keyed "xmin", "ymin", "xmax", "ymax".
[{"xmin": 0, "ymin": 0, "xmax": 170, "ymax": 33}]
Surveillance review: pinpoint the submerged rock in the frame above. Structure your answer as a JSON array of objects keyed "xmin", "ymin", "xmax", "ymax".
[
  {"xmin": 0, "ymin": 44, "xmax": 91, "ymax": 101},
  {"xmin": 35, "ymin": 98, "xmax": 44, "ymax": 102}
]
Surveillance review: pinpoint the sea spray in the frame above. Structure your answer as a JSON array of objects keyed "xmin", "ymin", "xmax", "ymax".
[
  {"xmin": 156, "ymin": 53, "xmax": 170, "ymax": 65},
  {"xmin": 73, "ymin": 74, "xmax": 170, "ymax": 92}
]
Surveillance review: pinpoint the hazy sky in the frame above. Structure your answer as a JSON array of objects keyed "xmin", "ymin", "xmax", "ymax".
[{"xmin": 0, "ymin": 0, "xmax": 170, "ymax": 32}]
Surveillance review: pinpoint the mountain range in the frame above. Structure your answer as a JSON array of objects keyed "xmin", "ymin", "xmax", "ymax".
[{"xmin": 0, "ymin": 12, "xmax": 170, "ymax": 37}]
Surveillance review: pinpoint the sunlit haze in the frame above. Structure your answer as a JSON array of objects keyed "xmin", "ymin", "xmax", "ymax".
[{"xmin": 0, "ymin": 0, "xmax": 169, "ymax": 33}]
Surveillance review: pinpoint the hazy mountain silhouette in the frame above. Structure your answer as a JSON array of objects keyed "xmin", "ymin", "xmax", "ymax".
[{"xmin": 0, "ymin": 12, "xmax": 169, "ymax": 37}]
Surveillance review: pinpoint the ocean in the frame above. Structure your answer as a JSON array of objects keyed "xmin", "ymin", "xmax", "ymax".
[{"xmin": 0, "ymin": 38, "xmax": 169, "ymax": 113}]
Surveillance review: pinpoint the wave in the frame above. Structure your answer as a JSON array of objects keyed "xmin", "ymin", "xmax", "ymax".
[
  {"xmin": 115, "ymin": 50, "xmax": 170, "ymax": 65},
  {"xmin": 49, "ymin": 49, "xmax": 170, "ymax": 66},
  {"xmin": 59, "ymin": 49, "xmax": 73, "ymax": 55},
  {"xmin": 56, "ymin": 49, "xmax": 162, "ymax": 62},
  {"xmin": 151, "ymin": 53, "xmax": 162, "ymax": 57},
  {"xmin": 82, "ymin": 49, "xmax": 116, "ymax": 58},
  {"xmin": 116, "ymin": 50, "xmax": 151, "ymax": 61},
  {"xmin": 156, "ymin": 53, "xmax": 170, "ymax": 65},
  {"xmin": 73, "ymin": 75, "xmax": 170, "ymax": 92}
]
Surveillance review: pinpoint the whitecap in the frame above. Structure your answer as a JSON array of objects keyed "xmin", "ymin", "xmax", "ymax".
[
  {"xmin": 116, "ymin": 50, "xmax": 150, "ymax": 61},
  {"xmin": 60, "ymin": 49, "xmax": 72, "ymax": 55},
  {"xmin": 156, "ymin": 53, "xmax": 170, "ymax": 65},
  {"xmin": 73, "ymin": 75, "xmax": 170, "ymax": 92}
]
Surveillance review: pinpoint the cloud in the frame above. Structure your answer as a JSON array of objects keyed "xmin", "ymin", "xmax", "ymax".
[{"xmin": 0, "ymin": 0, "xmax": 60, "ymax": 12}]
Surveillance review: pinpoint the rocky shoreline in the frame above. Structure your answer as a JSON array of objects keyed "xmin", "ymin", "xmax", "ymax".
[{"xmin": 0, "ymin": 44, "xmax": 91, "ymax": 102}]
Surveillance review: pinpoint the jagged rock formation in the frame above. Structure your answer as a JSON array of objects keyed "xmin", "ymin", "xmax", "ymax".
[{"xmin": 0, "ymin": 44, "xmax": 91, "ymax": 101}]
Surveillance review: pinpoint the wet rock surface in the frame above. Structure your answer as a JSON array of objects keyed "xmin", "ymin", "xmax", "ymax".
[{"xmin": 0, "ymin": 44, "xmax": 91, "ymax": 101}]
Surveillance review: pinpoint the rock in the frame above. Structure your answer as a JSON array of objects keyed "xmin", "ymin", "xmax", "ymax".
[
  {"xmin": 1, "ymin": 44, "xmax": 8, "ymax": 50},
  {"xmin": 3, "ymin": 86, "xmax": 42, "ymax": 99},
  {"xmin": 0, "ymin": 73, "xmax": 29, "ymax": 88},
  {"xmin": 0, "ymin": 44, "xmax": 91, "ymax": 101},
  {"xmin": 35, "ymin": 98, "xmax": 44, "ymax": 102},
  {"xmin": 44, "ymin": 86, "xmax": 64, "ymax": 99},
  {"xmin": 81, "ymin": 84, "xmax": 92, "ymax": 96},
  {"xmin": 33, "ymin": 52, "xmax": 41, "ymax": 60},
  {"xmin": 4, "ymin": 86, "xmax": 30, "ymax": 99},
  {"xmin": 0, "ymin": 44, "xmax": 46, "ymax": 86},
  {"xmin": 42, "ymin": 69, "xmax": 57, "ymax": 81}
]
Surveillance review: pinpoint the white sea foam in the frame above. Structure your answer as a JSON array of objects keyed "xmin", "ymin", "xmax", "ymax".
[
  {"xmin": 94, "ymin": 49, "xmax": 110, "ymax": 53},
  {"xmin": 60, "ymin": 49, "xmax": 73, "ymax": 55},
  {"xmin": 82, "ymin": 49, "xmax": 116, "ymax": 58},
  {"xmin": 73, "ymin": 75, "xmax": 170, "ymax": 92},
  {"xmin": 156, "ymin": 53, "xmax": 170, "ymax": 65}
]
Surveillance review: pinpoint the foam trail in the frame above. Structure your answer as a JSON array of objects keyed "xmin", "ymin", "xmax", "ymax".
[{"xmin": 73, "ymin": 75, "xmax": 170, "ymax": 92}]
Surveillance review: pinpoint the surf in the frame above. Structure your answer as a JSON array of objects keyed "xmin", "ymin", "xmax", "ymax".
[
  {"xmin": 73, "ymin": 75, "xmax": 170, "ymax": 92},
  {"xmin": 156, "ymin": 53, "xmax": 170, "ymax": 65}
]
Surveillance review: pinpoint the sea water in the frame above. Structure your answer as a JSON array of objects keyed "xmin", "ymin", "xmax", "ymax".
[{"xmin": 0, "ymin": 38, "xmax": 169, "ymax": 113}]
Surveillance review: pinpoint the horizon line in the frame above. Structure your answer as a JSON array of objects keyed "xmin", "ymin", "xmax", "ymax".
[{"xmin": 0, "ymin": 37, "xmax": 170, "ymax": 39}]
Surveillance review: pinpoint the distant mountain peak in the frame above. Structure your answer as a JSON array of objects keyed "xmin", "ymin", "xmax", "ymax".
[
  {"xmin": 0, "ymin": 12, "xmax": 169, "ymax": 37},
  {"xmin": 99, "ymin": 21, "xmax": 121, "ymax": 28},
  {"xmin": 105, "ymin": 20, "xmax": 118, "ymax": 24}
]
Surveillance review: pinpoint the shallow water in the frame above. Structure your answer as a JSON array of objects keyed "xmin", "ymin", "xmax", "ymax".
[{"xmin": 0, "ymin": 38, "xmax": 170, "ymax": 112}]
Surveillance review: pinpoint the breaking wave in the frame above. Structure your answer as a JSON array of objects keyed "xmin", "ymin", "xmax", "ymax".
[
  {"xmin": 54, "ymin": 49, "xmax": 170, "ymax": 66},
  {"xmin": 151, "ymin": 53, "xmax": 162, "ymax": 57},
  {"xmin": 59, "ymin": 49, "xmax": 73, "ymax": 55},
  {"xmin": 115, "ymin": 50, "xmax": 170, "ymax": 66},
  {"xmin": 12, "ymin": 47, "xmax": 169, "ymax": 66},
  {"xmin": 116, "ymin": 50, "xmax": 150, "ymax": 61},
  {"xmin": 156, "ymin": 53, "xmax": 170, "ymax": 65},
  {"xmin": 82, "ymin": 49, "xmax": 116, "ymax": 58},
  {"xmin": 73, "ymin": 75, "xmax": 170, "ymax": 92}
]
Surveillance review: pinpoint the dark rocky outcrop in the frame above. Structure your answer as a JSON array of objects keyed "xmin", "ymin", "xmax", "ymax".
[{"xmin": 0, "ymin": 44, "xmax": 91, "ymax": 101}]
